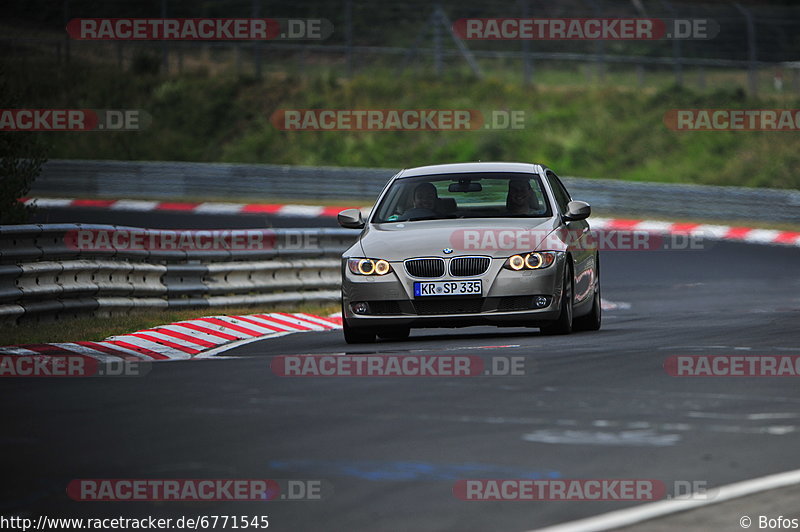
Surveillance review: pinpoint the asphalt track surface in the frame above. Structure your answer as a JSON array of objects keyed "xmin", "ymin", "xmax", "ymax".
[{"xmin": 4, "ymin": 207, "xmax": 800, "ymax": 531}]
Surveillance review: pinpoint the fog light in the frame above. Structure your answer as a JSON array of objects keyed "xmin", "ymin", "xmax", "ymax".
[
  {"xmin": 534, "ymin": 296, "xmax": 549, "ymax": 308},
  {"xmin": 351, "ymin": 302, "xmax": 369, "ymax": 314}
]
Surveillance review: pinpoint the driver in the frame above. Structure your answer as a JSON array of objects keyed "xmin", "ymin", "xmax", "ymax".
[
  {"xmin": 506, "ymin": 178, "xmax": 539, "ymax": 215},
  {"xmin": 400, "ymin": 182, "xmax": 439, "ymax": 220}
]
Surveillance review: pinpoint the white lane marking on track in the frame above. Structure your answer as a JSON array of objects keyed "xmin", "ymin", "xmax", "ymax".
[
  {"xmin": 521, "ymin": 429, "xmax": 681, "ymax": 447},
  {"xmin": 687, "ymin": 411, "xmax": 800, "ymax": 420},
  {"xmin": 528, "ymin": 467, "xmax": 800, "ymax": 532}
]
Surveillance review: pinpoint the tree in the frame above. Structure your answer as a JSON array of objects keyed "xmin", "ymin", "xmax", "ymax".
[{"xmin": 0, "ymin": 68, "xmax": 47, "ymax": 224}]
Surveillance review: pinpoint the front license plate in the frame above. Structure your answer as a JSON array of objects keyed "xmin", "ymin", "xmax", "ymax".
[{"xmin": 414, "ymin": 280, "xmax": 482, "ymax": 297}]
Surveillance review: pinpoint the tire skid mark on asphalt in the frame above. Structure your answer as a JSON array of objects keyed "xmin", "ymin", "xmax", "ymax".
[
  {"xmin": 266, "ymin": 459, "xmax": 561, "ymax": 482},
  {"xmin": 363, "ymin": 413, "xmax": 800, "ymax": 441}
]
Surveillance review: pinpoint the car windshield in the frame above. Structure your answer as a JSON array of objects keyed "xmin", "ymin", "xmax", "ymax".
[{"xmin": 372, "ymin": 172, "xmax": 552, "ymax": 223}]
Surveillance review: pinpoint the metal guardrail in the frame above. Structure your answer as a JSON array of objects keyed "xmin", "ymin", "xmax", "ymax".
[
  {"xmin": 0, "ymin": 224, "xmax": 359, "ymax": 324},
  {"xmin": 32, "ymin": 159, "xmax": 800, "ymax": 223}
]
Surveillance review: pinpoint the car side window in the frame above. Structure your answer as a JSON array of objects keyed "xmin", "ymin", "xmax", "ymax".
[{"xmin": 546, "ymin": 171, "xmax": 570, "ymax": 214}]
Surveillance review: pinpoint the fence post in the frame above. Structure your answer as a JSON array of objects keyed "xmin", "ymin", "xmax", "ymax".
[
  {"xmin": 734, "ymin": 2, "xmax": 758, "ymax": 96},
  {"xmin": 433, "ymin": 4, "xmax": 443, "ymax": 77},
  {"xmin": 235, "ymin": 43, "xmax": 242, "ymax": 76},
  {"xmin": 62, "ymin": 0, "xmax": 71, "ymax": 63},
  {"xmin": 659, "ymin": 0, "xmax": 683, "ymax": 87},
  {"xmin": 252, "ymin": 0, "xmax": 262, "ymax": 79},
  {"xmin": 436, "ymin": 6, "xmax": 483, "ymax": 78},
  {"xmin": 161, "ymin": 0, "xmax": 169, "ymax": 73},
  {"xmin": 521, "ymin": 0, "xmax": 533, "ymax": 85},
  {"xmin": 345, "ymin": 0, "xmax": 353, "ymax": 78},
  {"xmin": 583, "ymin": 0, "xmax": 605, "ymax": 82}
]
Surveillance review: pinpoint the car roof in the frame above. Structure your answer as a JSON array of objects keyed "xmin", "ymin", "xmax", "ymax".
[{"xmin": 397, "ymin": 162, "xmax": 544, "ymax": 178}]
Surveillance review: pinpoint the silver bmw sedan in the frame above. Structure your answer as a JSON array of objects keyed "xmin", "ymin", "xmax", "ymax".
[{"xmin": 337, "ymin": 162, "xmax": 601, "ymax": 343}]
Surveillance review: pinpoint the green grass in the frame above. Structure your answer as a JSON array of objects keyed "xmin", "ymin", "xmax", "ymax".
[
  {"xmin": 4, "ymin": 53, "xmax": 800, "ymax": 190},
  {"xmin": 1, "ymin": 303, "xmax": 340, "ymax": 346}
]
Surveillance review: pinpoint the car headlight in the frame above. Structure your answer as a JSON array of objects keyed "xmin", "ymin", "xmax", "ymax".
[
  {"xmin": 504, "ymin": 251, "xmax": 556, "ymax": 270},
  {"xmin": 347, "ymin": 258, "xmax": 393, "ymax": 276}
]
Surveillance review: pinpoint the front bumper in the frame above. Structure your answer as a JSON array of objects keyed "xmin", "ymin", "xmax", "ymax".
[{"xmin": 342, "ymin": 256, "xmax": 564, "ymax": 329}]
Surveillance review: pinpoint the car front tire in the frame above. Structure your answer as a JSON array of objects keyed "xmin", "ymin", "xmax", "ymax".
[
  {"xmin": 540, "ymin": 263, "xmax": 573, "ymax": 335},
  {"xmin": 342, "ymin": 301, "xmax": 376, "ymax": 344},
  {"xmin": 377, "ymin": 327, "xmax": 410, "ymax": 340},
  {"xmin": 343, "ymin": 318, "xmax": 376, "ymax": 344}
]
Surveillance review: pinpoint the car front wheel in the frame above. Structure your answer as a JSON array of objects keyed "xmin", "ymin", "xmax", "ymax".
[{"xmin": 540, "ymin": 264, "xmax": 573, "ymax": 335}]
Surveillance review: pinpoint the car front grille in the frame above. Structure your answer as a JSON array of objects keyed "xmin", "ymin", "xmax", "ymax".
[
  {"xmin": 405, "ymin": 258, "xmax": 445, "ymax": 278},
  {"xmin": 413, "ymin": 298, "xmax": 484, "ymax": 315},
  {"xmin": 367, "ymin": 301, "xmax": 403, "ymax": 315},
  {"xmin": 449, "ymin": 256, "xmax": 491, "ymax": 277},
  {"xmin": 497, "ymin": 296, "xmax": 533, "ymax": 311}
]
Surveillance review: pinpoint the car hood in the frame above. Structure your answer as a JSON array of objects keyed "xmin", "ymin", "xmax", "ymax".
[{"xmin": 357, "ymin": 218, "xmax": 560, "ymax": 260}]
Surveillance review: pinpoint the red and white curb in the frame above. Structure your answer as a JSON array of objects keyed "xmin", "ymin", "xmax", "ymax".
[
  {"xmin": 590, "ymin": 217, "xmax": 800, "ymax": 247},
  {"xmin": 21, "ymin": 197, "xmax": 367, "ymax": 219},
  {"xmin": 0, "ymin": 313, "xmax": 342, "ymax": 362},
  {"xmin": 21, "ymin": 198, "xmax": 800, "ymax": 247}
]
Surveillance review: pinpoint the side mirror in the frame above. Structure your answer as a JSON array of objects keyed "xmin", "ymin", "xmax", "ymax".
[
  {"xmin": 338, "ymin": 208, "xmax": 365, "ymax": 229},
  {"xmin": 564, "ymin": 200, "xmax": 591, "ymax": 221}
]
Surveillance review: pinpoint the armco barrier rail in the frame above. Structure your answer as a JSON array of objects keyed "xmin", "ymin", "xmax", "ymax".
[
  {"xmin": 0, "ymin": 224, "xmax": 360, "ymax": 324},
  {"xmin": 32, "ymin": 160, "xmax": 800, "ymax": 223}
]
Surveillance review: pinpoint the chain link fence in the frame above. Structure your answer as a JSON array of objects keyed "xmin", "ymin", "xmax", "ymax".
[{"xmin": 2, "ymin": 0, "xmax": 800, "ymax": 94}]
